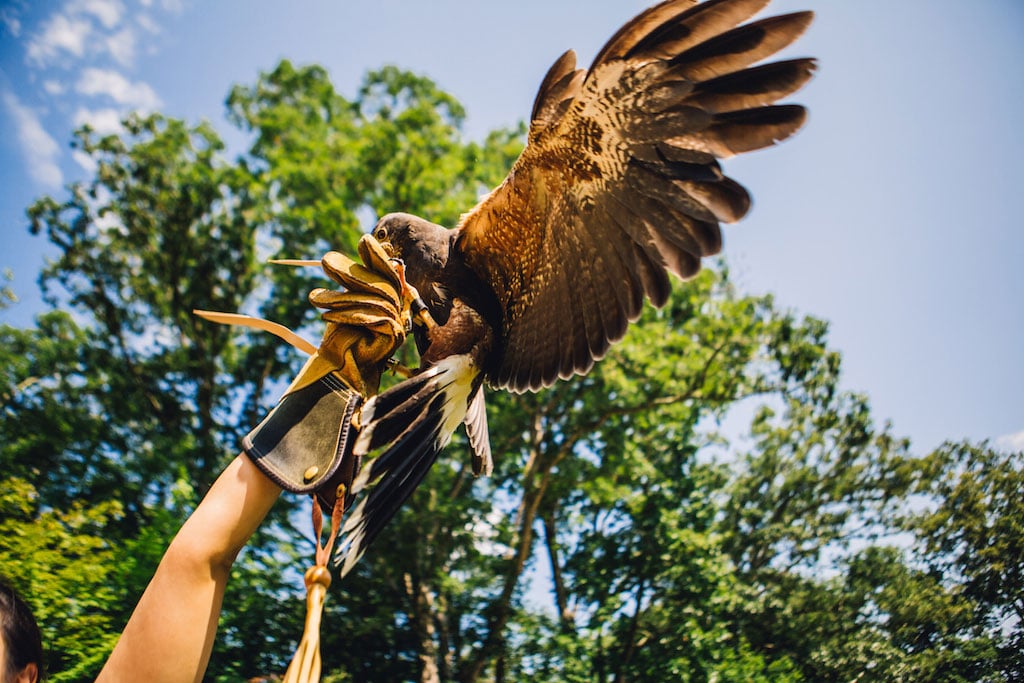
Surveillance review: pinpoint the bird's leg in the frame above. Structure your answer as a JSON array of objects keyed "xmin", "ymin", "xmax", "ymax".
[
  {"xmin": 410, "ymin": 294, "xmax": 438, "ymax": 330},
  {"xmin": 390, "ymin": 259, "xmax": 438, "ymax": 331},
  {"xmin": 384, "ymin": 358, "xmax": 415, "ymax": 379}
]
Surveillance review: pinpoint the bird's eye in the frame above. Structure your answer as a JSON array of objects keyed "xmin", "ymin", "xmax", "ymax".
[{"xmin": 374, "ymin": 226, "xmax": 388, "ymax": 241}]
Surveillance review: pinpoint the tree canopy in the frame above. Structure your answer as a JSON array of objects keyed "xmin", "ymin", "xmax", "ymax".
[{"xmin": 1, "ymin": 61, "xmax": 1020, "ymax": 682}]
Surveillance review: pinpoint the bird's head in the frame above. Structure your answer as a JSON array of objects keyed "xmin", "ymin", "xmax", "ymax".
[{"xmin": 371, "ymin": 213, "xmax": 450, "ymax": 287}]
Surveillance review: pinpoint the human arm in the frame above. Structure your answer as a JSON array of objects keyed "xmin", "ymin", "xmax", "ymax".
[
  {"xmin": 96, "ymin": 455, "xmax": 281, "ymax": 683},
  {"xmin": 96, "ymin": 235, "xmax": 411, "ymax": 682}
]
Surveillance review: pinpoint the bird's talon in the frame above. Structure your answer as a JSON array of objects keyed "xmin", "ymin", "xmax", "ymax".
[{"xmin": 385, "ymin": 358, "xmax": 415, "ymax": 379}]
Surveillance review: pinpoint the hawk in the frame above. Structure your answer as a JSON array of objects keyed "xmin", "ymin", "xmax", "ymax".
[{"xmin": 336, "ymin": 0, "xmax": 815, "ymax": 574}]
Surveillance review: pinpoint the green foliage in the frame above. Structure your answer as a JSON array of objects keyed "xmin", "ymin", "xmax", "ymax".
[
  {"xmin": 907, "ymin": 442, "xmax": 1024, "ymax": 679},
  {"xmin": 0, "ymin": 477, "xmax": 123, "ymax": 681},
  {"xmin": 2, "ymin": 60, "xmax": 1019, "ymax": 682},
  {"xmin": 0, "ymin": 268, "xmax": 16, "ymax": 310}
]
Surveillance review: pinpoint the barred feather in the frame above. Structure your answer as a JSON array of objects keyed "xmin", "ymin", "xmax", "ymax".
[
  {"xmin": 334, "ymin": 355, "xmax": 479, "ymax": 576},
  {"xmin": 456, "ymin": 0, "xmax": 815, "ymax": 391}
]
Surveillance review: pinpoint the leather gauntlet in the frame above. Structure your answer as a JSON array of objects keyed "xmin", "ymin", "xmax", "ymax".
[{"xmin": 196, "ymin": 234, "xmax": 414, "ymax": 511}]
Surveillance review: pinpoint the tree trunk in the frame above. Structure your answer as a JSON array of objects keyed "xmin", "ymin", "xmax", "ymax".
[
  {"xmin": 405, "ymin": 573, "xmax": 441, "ymax": 683},
  {"xmin": 543, "ymin": 512, "xmax": 573, "ymax": 630},
  {"xmin": 459, "ymin": 409, "xmax": 557, "ymax": 682}
]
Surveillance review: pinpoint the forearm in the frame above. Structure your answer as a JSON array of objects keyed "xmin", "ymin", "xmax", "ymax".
[{"xmin": 98, "ymin": 455, "xmax": 282, "ymax": 683}]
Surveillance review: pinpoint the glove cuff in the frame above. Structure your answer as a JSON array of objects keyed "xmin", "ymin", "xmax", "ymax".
[{"xmin": 244, "ymin": 372, "xmax": 362, "ymax": 511}]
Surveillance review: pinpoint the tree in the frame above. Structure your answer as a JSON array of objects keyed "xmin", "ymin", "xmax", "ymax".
[
  {"xmin": 2, "ymin": 59, "xmax": 1019, "ymax": 682},
  {"xmin": 907, "ymin": 442, "xmax": 1024, "ymax": 680}
]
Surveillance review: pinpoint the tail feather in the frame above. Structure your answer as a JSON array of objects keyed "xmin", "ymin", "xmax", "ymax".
[
  {"xmin": 334, "ymin": 354, "xmax": 480, "ymax": 576},
  {"xmin": 354, "ymin": 365, "xmax": 446, "ymax": 454},
  {"xmin": 350, "ymin": 431, "xmax": 441, "ymax": 528},
  {"xmin": 353, "ymin": 390, "xmax": 447, "ymax": 490},
  {"xmin": 336, "ymin": 431, "xmax": 442, "ymax": 577},
  {"xmin": 465, "ymin": 385, "xmax": 492, "ymax": 476}
]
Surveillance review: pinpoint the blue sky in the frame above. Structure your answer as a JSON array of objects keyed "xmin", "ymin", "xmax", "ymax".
[{"xmin": 1, "ymin": 0, "xmax": 1022, "ymax": 455}]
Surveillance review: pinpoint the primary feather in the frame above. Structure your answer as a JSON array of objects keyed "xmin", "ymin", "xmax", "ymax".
[{"xmin": 456, "ymin": 0, "xmax": 814, "ymax": 392}]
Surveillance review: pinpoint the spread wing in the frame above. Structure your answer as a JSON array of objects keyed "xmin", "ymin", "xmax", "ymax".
[{"xmin": 455, "ymin": 0, "xmax": 815, "ymax": 392}]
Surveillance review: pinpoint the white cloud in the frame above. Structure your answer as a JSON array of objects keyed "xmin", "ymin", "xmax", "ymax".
[
  {"xmin": 1, "ymin": 8, "xmax": 22, "ymax": 37},
  {"xmin": 43, "ymin": 80, "xmax": 66, "ymax": 95},
  {"xmin": 26, "ymin": 14, "xmax": 92, "ymax": 65},
  {"xmin": 159, "ymin": 0, "xmax": 185, "ymax": 14},
  {"xmin": 137, "ymin": 0, "xmax": 184, "ymax": 13},
  {"xmin": 105, "ymin": 26, "xmax": 137, "ymax": 65},
  {"xmin": 995, "ymin": 430, "xmax": 1024, "ymax": 453},
  {"xmin": 2, "ymin": 91, "xmax": 63, "ymax": 188},
  {"xmin": 73, "ymin": 106, "xmax": 124, "ymax": 135},
  {"xmin": 136, "ymin": 13, "xmax": 160, "ymax": 35},
  {"xmin": 24, "ymin": 0, "xmax": 136, "ymax": 67},
  {"xmin": 76, "ymin": 0, "xmax": 124, "ymax": 29},
  {"xmin": 76, "ymin": 67, "xmax": 161, "ymax": 110},
  {"xmin": 71, "ymin": 148, "xmax": 98, "ymax": 174}
]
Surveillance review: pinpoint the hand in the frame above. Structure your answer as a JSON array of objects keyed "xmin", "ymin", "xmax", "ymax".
[{"xmin": 196, "ymin": 234, "xmax": 414, "ymax": 511}]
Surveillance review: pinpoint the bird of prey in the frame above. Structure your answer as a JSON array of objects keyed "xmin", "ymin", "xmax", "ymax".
[{"xmin": 335, "ymin": 0, "xmax": 815, "ymax": 574}]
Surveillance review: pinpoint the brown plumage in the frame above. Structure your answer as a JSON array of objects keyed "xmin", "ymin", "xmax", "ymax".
[{"xmin": 335, "ymin": 0, "xmax": 815, "ymax": 575}]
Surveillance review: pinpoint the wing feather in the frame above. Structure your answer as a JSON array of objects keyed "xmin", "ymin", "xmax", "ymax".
[
  {"xmin": 689, "ymin": 58, "xmax": 818, "ymax": 113},
  {"xmin": 624, "ymin": 0, "xmax": 771, "ymax": 61},
  {"xmin": 457, "ymin": 0, "xmax": 814, "ymax": 391},
  {"xmin": 529, "ymin": 50, "xmax": 585, "ymax": 136},
  {"xmin": 670, "ymin": 104, "xmax": 807, "ymax": 158},
  {"xmin": 670, "ymin": 12, "xmax": 814, "ymax": 82},
  {"xmin": 585, "ymin": 202, "xmax": 645, "ymax": 331},
  {"xmin": 592, "ymin": 0, "xmax": 700, "ymax": 64},
  {"xmin": 564, "ymin": 216, "xmax": 609, "ymax": 363},
  {"xmin": 584, "ymin": 213, "xmax": 634, "ymax": 338}
]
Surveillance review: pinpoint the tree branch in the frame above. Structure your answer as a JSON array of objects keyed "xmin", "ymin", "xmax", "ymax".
[{"xmin": 543, "ymin": 511, "xmax": 573, "ymax": 631}]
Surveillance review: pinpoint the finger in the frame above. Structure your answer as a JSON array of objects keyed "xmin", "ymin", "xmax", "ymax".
[
  {"xmin": 309, "ymin": 289, "xmax": 400, "ymax": 318},
  {"xmin": 357, "ymin": 235, "xmax": 403, "ymax": 290},
  {"xmin": 320, "ymin": 252, "xmax": 403, "ymax": 306}
]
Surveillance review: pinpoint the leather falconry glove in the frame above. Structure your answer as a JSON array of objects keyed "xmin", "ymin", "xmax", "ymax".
[{"xmin": 195, "ymin": 234, "xmax": 416, "ymax": 512}]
